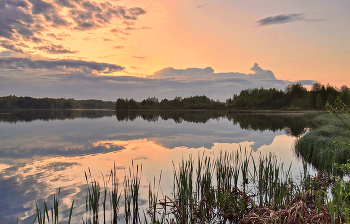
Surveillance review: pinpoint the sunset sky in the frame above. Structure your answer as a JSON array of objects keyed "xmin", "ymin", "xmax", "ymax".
[{"xmin": 0, "ymin": 0, "xmax": 349, "ymax": 100}]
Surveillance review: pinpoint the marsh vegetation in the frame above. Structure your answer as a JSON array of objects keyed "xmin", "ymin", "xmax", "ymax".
[
  {"xmin": 31, "ymin": 149, "xmax": 350, "ymax": 224},
  {"xmin": 295, "ymin": 113, "xmax": 350, "ymax": 174}
]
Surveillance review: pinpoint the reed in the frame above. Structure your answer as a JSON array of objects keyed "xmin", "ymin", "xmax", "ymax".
[
  {"xmin": 53, "ymin": 188, "xmax": 60, "ymax": 224},
  {"xmin": 124, "ymin": 174, "xmax": 131, "ymax": 223},
  {"xmin": 147, "ymin": 171, "xmax": 163, "ymax": 224},
  {"xmin": 162, "ymin": 150, "xmax": 324, "ymax": 223},
  {"xmin": 68, "ymin": 200, "xmax": 74, "ymax": 224},
  {"xmin": 85, "ymin": 168, "xmax": 101, "ymax": 224},
  {"xmin": 33, "ymin": 188, "xmax": 74, "ymax": 224},
  {"xmin": 252, "ymin": 153, "xmax": 293, "ymax": 207},
  {"xmin": 30, "ymin": 149, "xmax": 349, "ymax": 224},
  {"xmin": 110, "ymin": 163, "xmax": 121, "ymax": 224},
  {"xmin": 123, "ymin": 160, "xmax": 142, "ymax": 224},
  {"xmin": 102, "ymin": 173, "xmax": 108, "ymax": 224},
  {"xmin": 172, "ymin": 155, "xmax": 195, "ymax": 223}
]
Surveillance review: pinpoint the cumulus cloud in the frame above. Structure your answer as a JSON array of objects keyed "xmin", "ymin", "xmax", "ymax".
[
  {"xmin": 250, "ymin": 63, "xmax": 275, "ymax": 79},
  {"xmin": 257, "ymin": 13, "xmax": 324, "ymax": 26},
  {"xmin": 149, "ymin": 63, "xmax": 277, "ymax": 82},
  {"xmin": 0, "ymin": 60, "xmax": 314, "ymax": 101},
  {"xmin": 150, "ymin": 67, "xmax": 214, "ymax": 80}
]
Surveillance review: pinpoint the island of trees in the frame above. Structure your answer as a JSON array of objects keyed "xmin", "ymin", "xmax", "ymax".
[{"xmin": 116, "ymin": 82, "xmax": 350, "ymax": 110}]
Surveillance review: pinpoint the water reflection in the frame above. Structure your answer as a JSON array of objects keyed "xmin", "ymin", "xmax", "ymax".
[
  {"xmin": 1, "ymin": 110, "xmax": 309, "ymax": 139},
  {"xmin": 115, "ymin": 110, "xmax": 308, "ymax": 138},
  {"xmin": 0, "ymin": 109, "xmax": 115, "ymax": 123},
  {"xmin": 0, "ymin": 110, "xmax": 313, "ymax": 223}
]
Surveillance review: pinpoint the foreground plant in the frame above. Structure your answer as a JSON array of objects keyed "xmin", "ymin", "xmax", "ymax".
[
  {"xmin": 33, "ymin": 188, "xmax": 74, "ymax": 224},
  {"xmin": 110, "ymin": 163, "xmax": 121, "ymax": 224},
  {"xmin": 157, "ymin": 151, "xmax": 320, "ymax": 223},
  {"xmin": 31, "ymin": 148, "xmax": 350, "ymax": 224},
  {"xmin": 325, "ymin": 97, "xmax": 350, "ymax": 223}
]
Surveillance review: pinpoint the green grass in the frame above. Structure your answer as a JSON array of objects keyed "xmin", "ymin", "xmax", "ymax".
[
  {"xmin": 33, "ymin": 188, "xmax": 74, "ymax": 224},
  {"xmin": 166, "ymin": 150, "xmax": 298, "ymax": 223},
  {"xmin": 30, "ymin": 149, "xmax": 350, "ymax": 224},
  {"xmin": 295, "ymin": 113, "xmax": 350, "ymax": 174},
  {"xmin": 110, "ymin": 163, "xmax": 121, "ymax": 224}
]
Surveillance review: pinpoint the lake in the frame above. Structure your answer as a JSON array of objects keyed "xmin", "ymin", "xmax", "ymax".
[{"xmin": 0, "ymin": 110, "xmax": 314, "ymax": 223}]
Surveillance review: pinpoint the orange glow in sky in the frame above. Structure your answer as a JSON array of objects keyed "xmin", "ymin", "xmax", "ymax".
[{"xmin": 0, "ymin": 0, "xmax": 349, "ymax": 99}]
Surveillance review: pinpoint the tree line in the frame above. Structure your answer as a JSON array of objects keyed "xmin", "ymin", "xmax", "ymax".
[
  {"xmin": 116, "ymin": 82, "xmax": 350, "ymax": 111},
  {"xmin": 227, "ymin": 82, "xmax": 350, "ymax": 110},
  {"xmin": 0, "ymin": 96, "xmax": 115, "ymax": 109},
  {"xmin": 116, "ymin": 95, "xmax": 226, "ymax": 110},
  {"xmin": 2, "ymin": 82, "xmax": 349, "ymax": 111}
]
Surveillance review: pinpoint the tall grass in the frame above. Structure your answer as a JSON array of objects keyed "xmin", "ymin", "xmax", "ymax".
[
  {"xmin": 253, "ymin": 153, "xmax": 290, "ymax": 207},
  {"xmin": 33, "ymin": 188, "xmax": 74, "ymax": 224},
  {"xmin": 145, "ymin": 171, "xmax": 163, "ymax": 224},
  {"xmin": 123, "ymin": 160, "xmax": 142, "ymax": 224},
  {"xmin": 110, "ymin": 163, "xmax": 121, "ymax": 224},
  {"xmin": 295, "ymin": 113, "xmax": 350, "ymax": 174},
  {"xmin": 164, "ymin": 150, "xmax": 301, "ymax": 223},
  {"xmin": 85, "ymin": 168, "xmax": 101, "ymax": 224},
  {"xmin": 31, "ymin": 149, "xmax": 348, "ymax": 224}
]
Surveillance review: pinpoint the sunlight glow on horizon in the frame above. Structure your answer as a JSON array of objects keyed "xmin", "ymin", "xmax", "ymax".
[{"xmin": 0, "ymin": 0, "xmax": 349, "ymax": 99}]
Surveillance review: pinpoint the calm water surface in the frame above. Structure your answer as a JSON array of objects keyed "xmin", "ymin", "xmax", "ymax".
[{"xmin": 0, "ymin": 110, "xmax": 313, "ymax": 223}]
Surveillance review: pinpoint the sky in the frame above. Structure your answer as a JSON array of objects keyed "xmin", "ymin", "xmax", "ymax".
[{"xmin": 0, "ymin": 0, "xmax": 349, "ymax": 101}]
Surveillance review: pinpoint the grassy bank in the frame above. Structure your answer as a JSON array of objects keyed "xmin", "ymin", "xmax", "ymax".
[
  {"xmin": 30, "ymin": 149, "xmax": 350, "ymax": 224},
  {"xmin": 295, "ymin": 112, "xmax": 350, "ymax": 174}
]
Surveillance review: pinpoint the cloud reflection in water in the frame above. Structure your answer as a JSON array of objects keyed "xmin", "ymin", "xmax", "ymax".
[{"xmin": 0, "ymin": 112, "xmax": 310, "ymax": 223}]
